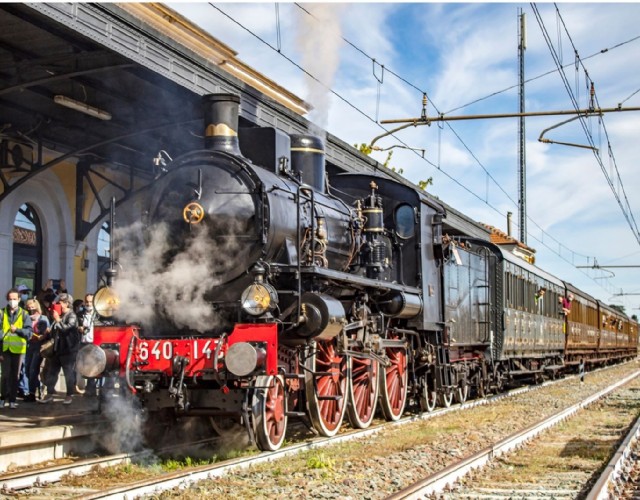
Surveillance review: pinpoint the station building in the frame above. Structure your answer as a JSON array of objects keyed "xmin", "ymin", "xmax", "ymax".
[
  {"xmin": 0, "ymin": 3, "xmax": 487, "ymax": 301},
  {"xmin": 0, "ymin": 3, "xmax": 315, "ymax": 299}
]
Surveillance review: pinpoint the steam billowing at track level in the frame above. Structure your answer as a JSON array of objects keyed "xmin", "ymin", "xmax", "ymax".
[{"xmin": 83, "ymin": 93, "xmax": 638, "ymax": 453}]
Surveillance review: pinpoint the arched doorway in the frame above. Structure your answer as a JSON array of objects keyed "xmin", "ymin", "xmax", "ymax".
[{"xmin": 13, "ymin": 203, "xmax": 42, "ymax": 293}]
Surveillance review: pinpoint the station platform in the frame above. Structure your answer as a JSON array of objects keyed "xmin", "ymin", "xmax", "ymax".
[{"xmin": 0, "ymin": 393, "xmax": 105, "ymax": 473}]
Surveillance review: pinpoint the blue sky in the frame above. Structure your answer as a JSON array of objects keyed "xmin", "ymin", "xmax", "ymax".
[{"xmin": 169, "ymin": 2, "xmax": 640, "ymax": 316}]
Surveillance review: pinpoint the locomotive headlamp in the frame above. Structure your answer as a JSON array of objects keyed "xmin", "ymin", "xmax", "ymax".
[
  {"xmin": 94, "ymin": 286, "xmax": 120, "ymax": 318},
  {"xmin": 240, "ymin": 282, "xmax": 278, "ymax": 316}
]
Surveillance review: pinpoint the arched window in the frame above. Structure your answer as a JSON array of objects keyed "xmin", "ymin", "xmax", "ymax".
[
  {"xmin": 13, "ymin": 203, "xmax": 42, "ymax": 293},
  {"xmin": 97, "ymin": 221, "xmax": 111, "ymax": 286}
]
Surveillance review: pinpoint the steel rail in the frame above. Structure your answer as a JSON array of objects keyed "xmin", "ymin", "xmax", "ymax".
[
  {"xmin": 385, "ymin": 369, "xmax": 640, "ymax": 500},
  {"xmin": 0, "ymin": 436, "xmax": 221, "ymax": 493},
  {"xmin": 71, "ymin": 365, "xmax": 624, "ymax": 499},
  {"xmin": 0, "ymin": 454, "xmax": 132, "ymax": 492},
  {"xmin": 2, "ymin": 362, "xmax": 628, "ymax": 498},
  {"xmin": 585, "ymin": 412, "xmax": 640, "ymax": 500}
]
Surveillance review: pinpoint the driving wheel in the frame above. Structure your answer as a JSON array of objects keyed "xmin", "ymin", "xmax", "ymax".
[
  {"xmin": 305, "ymin": 339, "xmax": 348, "ymax": 436},
  {"xmin": 252, "ymin": 375, "xmax": 288, "ymax": 451}
]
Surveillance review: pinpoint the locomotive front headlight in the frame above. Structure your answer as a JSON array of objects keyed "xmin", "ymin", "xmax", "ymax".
[
  {"xmin": 94, "ymin": 286, "xmax": 120, "ymax": 318},
  {"xmin": 240, "ymin": 282, "xmax": 278, "ymax": 316}
]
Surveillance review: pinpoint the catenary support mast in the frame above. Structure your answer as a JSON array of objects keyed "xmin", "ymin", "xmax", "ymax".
[{"xmin": 518, "ymin": 10, "xmax": 527, "ymax": 244}]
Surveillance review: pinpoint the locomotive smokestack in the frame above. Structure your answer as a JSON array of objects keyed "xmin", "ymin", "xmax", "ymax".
[
  {"xmin": 203, "ymin": 94, "xmax": 242, "ymax": 156},
  {"xmin": 290, "ymin": 134, "xmax": 325, "ymax": 193}
]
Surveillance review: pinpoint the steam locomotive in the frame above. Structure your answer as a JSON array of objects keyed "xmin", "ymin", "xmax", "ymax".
[{"xmin": 78, "ymin": 94, "xmax": 638, "ymax": 451}]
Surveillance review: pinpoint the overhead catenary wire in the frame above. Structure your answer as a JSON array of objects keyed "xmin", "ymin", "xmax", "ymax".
[
  {"xmin": 208, "ymin": 2, "xmax": 624, "ymax": 295},
  {"xmin": 211, "ymin": 1, "xmax": 615, "ymax": 290},
  {"xmin": 444, "ymin": 33, "xmax": 640, "ymax": 114},
  {"xmin": 295, "ymin": 3, "xmax": 604, "ymax": 266},
  {"xmin": 554, "ymin": 4, "xmax": 638, "ymax": 241},
  {"xmin": 291, "ymin": 2, "xmax": 607, "ymax": 264},
  {"xmin": 532, "ymin": 3, "xmax": 640, "ymax": 247}
]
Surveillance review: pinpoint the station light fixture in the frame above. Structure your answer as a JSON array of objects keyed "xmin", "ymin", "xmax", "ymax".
[{"xmin": 54, "ymin": 95, "xmax": 112, "ymax": 121}]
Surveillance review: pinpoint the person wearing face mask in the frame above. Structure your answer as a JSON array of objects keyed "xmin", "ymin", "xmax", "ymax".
[
  {"xmin": 38, "ymin": 293, "xmax": 80, "ymax": 404},
  {"xmin": 1, "ymin": 288, "xmax": 33, "ymax": 409},
  {"xmin": 76, "ymin": 293, "xmax": 97, "ymax": 396},
  {"xmin": 16, "ymin": 286, "xmax": 32, "ymax": 398},
  {"xmin": 17, "ymin": 285, "xmax": 30, "ymax": 307},
  {"xmin": 23, "ymin": 299, "xmax": 50, "ymax": 402}
]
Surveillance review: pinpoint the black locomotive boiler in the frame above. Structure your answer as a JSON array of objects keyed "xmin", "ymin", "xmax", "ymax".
[{"xmin": 81, "ymin": 93, "xmax": 638, "ymax": 452}]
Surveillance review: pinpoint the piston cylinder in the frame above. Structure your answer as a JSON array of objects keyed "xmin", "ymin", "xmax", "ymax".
[
  {"xmin": 297, "ymin": 292, "xmax": 346, "ymax": 340},
  {"xmin": 377, "ymin": 291, "xmax": 422, "ymax": 318}
]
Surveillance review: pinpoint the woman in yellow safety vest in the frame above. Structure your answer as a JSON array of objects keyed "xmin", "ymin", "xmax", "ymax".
[{"xmin": 1, "ymin": 288, "xmax": 33, "ymax": 409}]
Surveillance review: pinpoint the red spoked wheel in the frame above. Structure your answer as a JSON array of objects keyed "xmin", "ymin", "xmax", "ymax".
[
  {"xmin": 252, "ymin": 375, "xmax": 288, "ymax": 451},
  {"xmin": 378, "ymin": 335, "xmax": 408, "ymax": 421},
  {"xmin": 347, "ymin": 351, "xmax": 379, "ymax": 429},
  {"xmin": 305, "ymin": 339, "xmax": 348, "ymax": 436}
]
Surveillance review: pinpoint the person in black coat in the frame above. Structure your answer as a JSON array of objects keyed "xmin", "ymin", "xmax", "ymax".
[{"xmin": 38, "ymin": 293, "xmax": 81, "ymax": 404}]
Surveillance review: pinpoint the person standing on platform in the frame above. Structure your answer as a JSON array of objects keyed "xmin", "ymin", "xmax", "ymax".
[
  {"xmin": 77, "ymin": 294, "xmax": 98, "ymax": 397},
  {"xmin": 23, "ymin": 299, "xmax": 49, "ymax": 402},
  {"xmin": 1, "ymin": 288, "xmax": 33, "ymax": 409},
  {"xmin": 38, "ymin": 293, "xmax": 80, "ymax": 405},
  {"xmin": 16, "ymin": 284, "xmax": 31, "ymax": 398}
]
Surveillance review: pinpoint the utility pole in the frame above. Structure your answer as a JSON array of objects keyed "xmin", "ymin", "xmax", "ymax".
[{"xmin": 518, "ymin": 10, "xmax": 527, "ymax": 244}]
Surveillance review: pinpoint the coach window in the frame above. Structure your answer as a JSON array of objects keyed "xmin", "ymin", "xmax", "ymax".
[
  {"xmin": 13, "ymin": 203, "xmax": 42, "ymax": 291},
  {"xmin": 394, "ymin": 204, "xmax": 415, "ymax": 239}
]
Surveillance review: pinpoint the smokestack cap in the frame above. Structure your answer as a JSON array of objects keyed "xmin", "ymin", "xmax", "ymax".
[{"xmin": 203, "ymin": 93, "xmax": 242, "ymax": 156}]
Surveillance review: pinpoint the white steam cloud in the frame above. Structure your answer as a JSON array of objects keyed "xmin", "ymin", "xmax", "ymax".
[
  {"xmin": 112, "ymin": 220, "xmax": 241, "ymax": 332},
  {"xmin": 98, "ymin": 393, "xmax": 148, "ymax": 454},
  {"xmin": 295, "ymin": 4, "xmax": 345, "ymax": 130}
]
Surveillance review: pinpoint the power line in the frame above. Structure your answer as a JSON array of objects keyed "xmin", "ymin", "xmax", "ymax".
[
  {"xmin": 292, "ymin": 3, "xmax": 601, "ymax": 263},
  {"xmin": 207, "ymin": 2, "xmax": 623, "ymax": 296},
  {"xmin": 531, "ymin": 3, "xmax": 640, "ymax": 247},
  {"xmin": 445, "ymin": 33, "xmax": 640, "ymax": 115},
  {"xmin": 553, "ymin": 4, "xmax": 638, "ymax": 241}
]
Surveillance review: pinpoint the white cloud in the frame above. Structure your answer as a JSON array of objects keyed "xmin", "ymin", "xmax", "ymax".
[{"xmin": 169, "ymin": 2, "xmax": 640, "ymax": 314}]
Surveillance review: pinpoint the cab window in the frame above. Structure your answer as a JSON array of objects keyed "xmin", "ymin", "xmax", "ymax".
[{"xmin": 394, "ymin": 204, "xmax": 415, "ymax": 239}]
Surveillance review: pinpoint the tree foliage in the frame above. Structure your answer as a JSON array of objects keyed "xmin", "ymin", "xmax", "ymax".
[
  {"xmin": 354, "ymin": 143, "xmax": 433, "ymax": 192},
  {"xmin": 608, "ymin": 304, "xmax": 626, "ymax": 315}
]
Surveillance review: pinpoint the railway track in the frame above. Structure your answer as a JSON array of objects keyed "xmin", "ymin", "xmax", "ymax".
[
  {"xmin": 388, "ymin": 370, "xmax": 640, "ymax": 500},
  {"xmin": 3, "ymin": 362, "xmax": 637, "ymax": 499},
  {"xmin": 0, "ymin": 367, "xmax": 579, "ymax": 498},
  {"xmin": 587, "ymin": 410, "xmax": 640, "ymax": 499}
]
